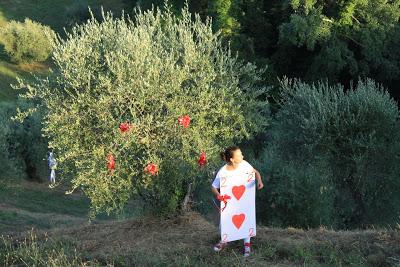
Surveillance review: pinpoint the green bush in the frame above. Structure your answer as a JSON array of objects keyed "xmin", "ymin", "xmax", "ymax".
[
  {"xmin": 0, "ymin": 101, "xmax": 48, "ymax": 182},
  {"xmin": 11, "ymin": 101, "xmax": 48, "ymax": 182},
  {"xmin": 0, "ymin": 103, "xmax": 16, "ymax": 178},
  {"xmin": 15, "ymin": 6, "xmax": 270, "ymax": 218},
  {"xmin": 0, "ymin": 18, "xmax": 55, "ymax": 63},
  {"xmin": 257, "ymin": 78, "xmax": 400, "ymax": 229}
]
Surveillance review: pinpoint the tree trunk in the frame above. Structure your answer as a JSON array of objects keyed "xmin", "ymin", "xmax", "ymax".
[{"xmin": 181, "ymin": 182, "xmax": 193, "ymax": 212}]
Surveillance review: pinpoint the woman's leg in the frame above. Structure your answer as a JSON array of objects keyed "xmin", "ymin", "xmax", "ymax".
[
  {"xmin": 243, "ymin": 237, "xmax": 251, "ymax": 256},
  {"xmin": 214, "ymin": 219, "xmax": 228, "ymax": 251}
]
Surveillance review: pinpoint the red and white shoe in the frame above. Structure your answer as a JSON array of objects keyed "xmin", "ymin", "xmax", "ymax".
[
  {"xmin": 243, "ymin": 242, "xmax": 251, "ymax": 257},
  {"xmin": 213, "ymin": 241, "xmax": 228, "ymax": 252}
]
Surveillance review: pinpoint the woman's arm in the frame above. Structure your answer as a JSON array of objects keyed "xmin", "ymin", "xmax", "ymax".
[
  {"xmin": 211, "ymin": 186, "xmax": 220, "ymax": 198},
  {"xmin": 254, "ymin": 169, "xmax": 264, "ymax": 190}
]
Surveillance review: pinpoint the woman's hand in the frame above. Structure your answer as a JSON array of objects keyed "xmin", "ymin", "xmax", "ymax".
[
  {"xmin": 212, "ymin": 186, "xmax": 221, "ymax": 199},
  {"xmin": 257, "ymin": 180, "xmax": 264, "ymax": 190},
  {"xmin": 253, "ymin": 168, "xmax": 264, "ymax": 190}
]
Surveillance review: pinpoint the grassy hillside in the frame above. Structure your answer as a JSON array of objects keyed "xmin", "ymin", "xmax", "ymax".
[
  {"xmin": 0, "ymin": 0, "xmax": 131, "ymax": 102},
  {"xmin": 0, "ymin": 180, "xmax": 89, "ymax": 233},
  {"xmin": 0, "ymin": 179, "xmax": 399, "ymax": 266},
  {"xmin": 0, "ymin": 0, "xmax": 130, "ymax": 33},
  {"xmin": 0, "ymin": 178, "xmax": 142, "ymax": 234},
  {"xmin": 0, "ymin": 60, "xmax": 50, "ymax": 102},
  {"xmin": 1, "ymin": 208, "xmax": 400, "ymax": 266},
  {"xmin": 48, "ymin": 212, "xmax": 400, "ymax": 266},
  {"xmin": 0, "ymin": 176, "xmax": 398, "ymax": 266}
]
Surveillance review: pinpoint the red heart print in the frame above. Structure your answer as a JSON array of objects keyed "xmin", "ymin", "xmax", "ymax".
[
  {"xmin": 232, "ymin": 185, "xmax": 245, "ymax": 200},
  {"xmin": 232, "ymin": 213, "xmax": 245, "ymax": 229}
]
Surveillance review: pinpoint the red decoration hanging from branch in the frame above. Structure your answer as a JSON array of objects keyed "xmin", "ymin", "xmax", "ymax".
[
  {"xmin": 197, "ymin": 151, "xmax": 207, "ymax": 167},
  {"xmin": 119, "ymin": 122, "xmax": 132, "ymax": 133},
  {"xmin": 145, "ymin": 163, "xmax": 159, "ymax": 176},
  {"xmin": 178, "ymin": 115, "xmax": 190, "ymax": 128},
  {"xmin": 107, "ymin": 153, "xmax": 115, "ymax": 171}
]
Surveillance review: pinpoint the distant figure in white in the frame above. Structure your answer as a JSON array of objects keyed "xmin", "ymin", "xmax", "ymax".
[{"xmin": 48, "ymin": 152, "xmax": 57, "ymax": 185}]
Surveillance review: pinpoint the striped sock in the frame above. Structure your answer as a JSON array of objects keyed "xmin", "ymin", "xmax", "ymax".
[{"xmin": 244, "ymin": 242, "xmax": 251, "ymax": 252}]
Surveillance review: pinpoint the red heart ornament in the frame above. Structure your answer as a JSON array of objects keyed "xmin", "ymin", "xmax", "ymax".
[
  {"xmin": 119, "ymin": 122, "xmax": 132, "ymax": 133},
  {"xmin": 232, "ymin": 213, "xmax": 245, "ymax": 229},
  {"xmin": 197, "ymin": 151, "xmax": 207, "ymax": 167},
  {"xmin": 232, "ymin": 185, "xmax": 245, "ymax": 200},
  {"xmin": 178, "ymin": 115, "xmax": 190, "ymax": 128},
  {"xmin": 145, "ymin": 163, "xmax": 159, "ymax": 176}
]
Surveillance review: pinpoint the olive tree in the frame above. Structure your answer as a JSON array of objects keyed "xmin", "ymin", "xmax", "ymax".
[{"xmin": 14, "ymin": 5, "xmax": 270, "ymax": 218}]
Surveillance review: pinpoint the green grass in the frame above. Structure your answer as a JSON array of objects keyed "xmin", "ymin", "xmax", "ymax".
[
  {"xmin": 0, "ymin": 61, "xmax": 20, "ymax": 101},
  {"xmin": 1, "ymin": 230, "xmax": 92, "ymax": 266},
  {"xmin": 0, "ymin": 182, "xmax": 90, "ymax": 217},
  {"xmin": 0, "ymin": 210, "xmax": 53, "ymax": 232},
  {"xmin": 0, "ymin": 179, "xmax": 91, "ymax": 232},
  {"xmin": 0, "ymin": 178, "xmax": 145, "ymax": 235},
  {"xmin": 0, "ymin": 9, "xmax": 6, "ymax": 26},
  {"xmin": 0, "ymin": 60, "xmax": 49, "ymax": 102},
  {"xmin": 0, "ymin": 0, "xmax": 131, "ymax": 34},
  {"xmin": 0, "ymin": 38, "xmax": 53, "ymax": 101}
]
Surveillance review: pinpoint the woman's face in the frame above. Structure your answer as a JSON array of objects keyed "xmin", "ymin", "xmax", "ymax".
[{"xmin": 230, "ymin": 149, "xmax": 244, "ymax": 165}]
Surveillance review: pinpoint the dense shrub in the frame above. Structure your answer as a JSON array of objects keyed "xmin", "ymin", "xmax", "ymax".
[
  {"xmin": 0, "ymin": 18, "xmax": 55, "ymax": 63},
  {"xmin": 0, "ymin": 103, "xmax": 16, "ymax": 178},
  {"xmin": 0, "ymin": 101, "xmax": 48, "ymax": 182},
  {"xmin": 256, "ymin": 78, "xmax": 400, "ymax": 229}
]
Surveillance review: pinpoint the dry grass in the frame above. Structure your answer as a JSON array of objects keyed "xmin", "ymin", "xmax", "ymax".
[
  {"xmin": 50, "ymin": 211, "xmax": 218, "ymax": 261},
  {"xmin": 3, "ymin": 211, "xmax": 398, "ymax": 266}
]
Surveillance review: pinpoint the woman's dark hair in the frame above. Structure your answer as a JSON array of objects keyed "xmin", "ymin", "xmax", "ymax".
[{"xmin": 220, "ymin": 146, "xmax": 240, "ymax": 163}]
